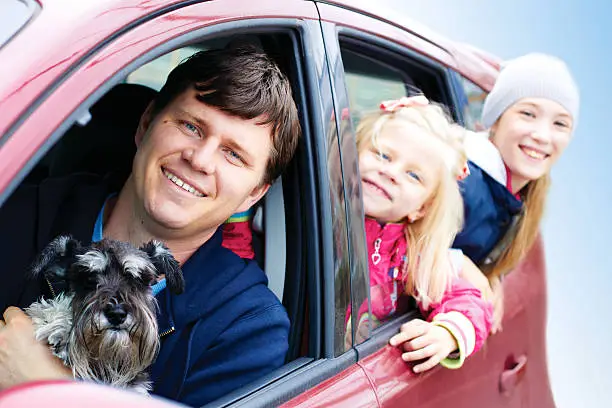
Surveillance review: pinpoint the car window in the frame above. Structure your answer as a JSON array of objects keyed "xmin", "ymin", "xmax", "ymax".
[
  {"xmin": 341, "ymin": 48, "xmax": 409, "ymax": 125},
  {"xmin": 125, "ymin": 38, "xmax": 264, "ymax": 91},
  {"xmin": 339, "ymin": 39, "xmax": 460, "ymax": 340},
  {"xmin": 457, "ymin": 75, "xmax": 488, "ymax": 131},
  {"xmin": 0, "ymin": 0, "xmax": 38, "ymax": 49},
  {"xmin": 125, "ymin": 46, "xmax": 205, "ymax": 90},
  {"xmin": 339, "ymin": 45, "xmax": 417, "ymax": 339}
]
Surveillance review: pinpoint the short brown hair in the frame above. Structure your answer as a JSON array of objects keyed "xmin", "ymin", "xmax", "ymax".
[{"xmin": 152, "ymin": 43, "xmax": 301, "ymax": 184}]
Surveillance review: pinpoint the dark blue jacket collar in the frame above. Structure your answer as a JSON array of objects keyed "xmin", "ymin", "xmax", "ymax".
[{"xmin": 155, "ymin": 228, "xmax": 268, "ymax": 335}]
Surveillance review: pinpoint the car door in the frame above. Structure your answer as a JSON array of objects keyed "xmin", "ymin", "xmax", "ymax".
[
  {"xmin": 0, "ymin": 1, "xmax": 380, "ymax": 406},
  {"xmin": 306, "ymin": 2, "xmax": 554, "ymax": 407}
]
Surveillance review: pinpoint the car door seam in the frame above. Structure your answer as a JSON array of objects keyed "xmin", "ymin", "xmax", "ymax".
[{"xmin": 356, "ymin": 360, "xmax": 382, "ymax": 407}]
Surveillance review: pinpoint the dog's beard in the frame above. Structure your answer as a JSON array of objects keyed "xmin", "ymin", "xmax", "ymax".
[{"xmin": 67, "ymin": 297, "xmax": 159, "ymax": 388}]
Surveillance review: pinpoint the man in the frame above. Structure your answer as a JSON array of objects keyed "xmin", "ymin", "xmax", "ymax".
[{"xmin": 0, "ymin": 43, "xmax": 301, "ymax": 406}]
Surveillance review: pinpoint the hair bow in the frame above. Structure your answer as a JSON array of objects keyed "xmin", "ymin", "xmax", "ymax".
[{"xmin": 380, "ymin": 95, "xmax": 429, "ymax": 112}]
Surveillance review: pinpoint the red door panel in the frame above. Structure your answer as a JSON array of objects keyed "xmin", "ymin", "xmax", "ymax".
[
  {"xmin": 358, "ymin": 239, "xmax": 553, "ymax": 407},
  {"xmin": 315, "ymin": 3, "xmax": 553, "ymax": 406},
  {"xmin": 280, "ymin": 364, "xmax": 378, "ymax": 408}
]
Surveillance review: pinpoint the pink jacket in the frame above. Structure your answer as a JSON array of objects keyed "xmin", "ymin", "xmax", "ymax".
[{"xmin": 363, "ymin": 218, "xmax": 493, "ymax": 367}]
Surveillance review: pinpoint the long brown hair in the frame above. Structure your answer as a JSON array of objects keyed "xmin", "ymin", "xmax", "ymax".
[{"xmin": 487, "ymin": 174, "xmax": 550, "ymax": 280}]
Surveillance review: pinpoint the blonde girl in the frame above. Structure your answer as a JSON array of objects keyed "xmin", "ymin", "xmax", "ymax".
[{"xmin": 353, "ymin": 95, "xmax": 492, "ymax": 373}]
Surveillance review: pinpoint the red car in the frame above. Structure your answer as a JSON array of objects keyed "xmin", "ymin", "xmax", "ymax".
[{"xmin": 0, "ymin": 0, "xmax": 554, "ymax": 407}]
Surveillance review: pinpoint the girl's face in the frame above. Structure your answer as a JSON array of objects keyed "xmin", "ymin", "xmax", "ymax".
[
  {"xmin": 359, "ymin": 121, "xmax": 448, "ymax": 224},
  {"xmin": 491, "ymin": 97, "xmax": 573, "ymax": 193}
]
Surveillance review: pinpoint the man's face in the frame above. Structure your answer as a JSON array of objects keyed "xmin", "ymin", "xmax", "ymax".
[{"xmin": 131, "ymin": 89, "xmax": 271, "ymax": 238}]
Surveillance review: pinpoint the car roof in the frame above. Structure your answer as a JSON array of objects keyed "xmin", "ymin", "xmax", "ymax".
[{"xmin": 317, "ymin": 0, "xmax": 500, "ymax": 89}]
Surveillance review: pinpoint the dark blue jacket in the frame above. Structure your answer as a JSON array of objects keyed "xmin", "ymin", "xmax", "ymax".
[
  {"xmin": 0, "ymin": 174, "xmax": 289, "ymax": 407},
  {"xmin": 453, "ymin": 161, "xmax": 523, "ymax": 266},
  {"xmin": 151, "ymin": 229, "xmax": 289, "ymax": 406}
]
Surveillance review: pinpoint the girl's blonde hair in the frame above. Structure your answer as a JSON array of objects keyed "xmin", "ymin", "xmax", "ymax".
[{"xmin": 356, "ymin": 101, "xmax": 467, "ymax": 308}]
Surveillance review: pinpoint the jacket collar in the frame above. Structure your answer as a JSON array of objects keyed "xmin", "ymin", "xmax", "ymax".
[
  {"xmin": 155, "ymin": 229, "xmax": 224, "ymax": 336},
  {"xmin": 155, "ymin": 228, "xmax": 267, "ymax": 336}
]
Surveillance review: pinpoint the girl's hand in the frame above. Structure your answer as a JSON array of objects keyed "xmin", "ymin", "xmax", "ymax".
[{"xmin": 389, "ymin": 319, "xmax": 458, "ymax": 373}]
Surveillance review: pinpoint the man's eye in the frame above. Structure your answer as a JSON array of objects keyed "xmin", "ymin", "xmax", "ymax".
[
  {"xmin": 182, "ymin": 121, "xmax": 200, "ymax": 135},
  {"xmin": 224, "ymin": 148, "xmax": 244, "ymax": 166}
]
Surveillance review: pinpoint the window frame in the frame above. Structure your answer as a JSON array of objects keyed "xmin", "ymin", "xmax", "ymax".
[
  {"xmin": 329, "ymin": 26, "xmax": 469, "ymax": 354},
  {"xmin": 449, "ymin": 69, "xmax": 490, "ymax": 131}
]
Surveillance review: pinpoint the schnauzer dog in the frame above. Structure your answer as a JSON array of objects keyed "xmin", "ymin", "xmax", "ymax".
[{"xmin": 25, "ymin": 235, "xmax": 185, "ymax": 394}]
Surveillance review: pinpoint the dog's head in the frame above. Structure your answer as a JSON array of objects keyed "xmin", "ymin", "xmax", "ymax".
[{"xmin": 31, "ymin": 235, "xmax": 185, "ymax": 381}]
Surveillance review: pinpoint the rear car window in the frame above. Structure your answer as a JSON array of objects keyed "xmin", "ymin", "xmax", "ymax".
[
  {"xmin": 0, "ymin": 0, "xmax": 38, "ymax": 50},
  {"xmin": 341, "ymin": 48, "xmax": 408, "ymax": 123},
  {"xmin": 457, "ymin": 75, "xmax": 488, "ymax": 131}
]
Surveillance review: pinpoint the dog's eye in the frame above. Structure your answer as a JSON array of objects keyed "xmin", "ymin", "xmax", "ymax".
[{"xmin": 68, "ymin": 265, "xmax": 99, "ymax": 291}]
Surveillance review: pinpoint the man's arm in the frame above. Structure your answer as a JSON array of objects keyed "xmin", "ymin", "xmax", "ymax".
[{"xmin": 179, "ymin": 303, "xmax": 289, "ymax": 406}]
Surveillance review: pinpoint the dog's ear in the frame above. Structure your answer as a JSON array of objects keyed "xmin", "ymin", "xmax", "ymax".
[
  {"xmin": 140, "ymin": 241, "xmax": 185, "ymax": 295},
  {"xmin": 31, "ymin": 235, "xmax": 83, "ymax": 279}
]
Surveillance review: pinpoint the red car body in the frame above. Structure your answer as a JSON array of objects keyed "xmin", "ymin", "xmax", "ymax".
[{"xmin": 0, "ymin": 1, "xmax": 554, "ymax": 407}]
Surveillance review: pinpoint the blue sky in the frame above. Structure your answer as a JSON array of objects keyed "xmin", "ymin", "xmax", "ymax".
[{"xmin": 380, "ymin": 1, "xmax": 611, "ymax": 406}]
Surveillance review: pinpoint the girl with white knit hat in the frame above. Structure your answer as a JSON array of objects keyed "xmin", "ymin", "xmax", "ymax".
[{"xmin": 453, "ymin": 53, "xmax": 580, "ymax": 331}]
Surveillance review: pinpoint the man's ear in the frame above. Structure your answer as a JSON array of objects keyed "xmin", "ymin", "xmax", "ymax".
[
  {"xmin": 135, "ymin": 101, "xmax": 156, "ymax": 147},
  {"xmin": 235, "ymin": 182, "xmax": 270, "ymax": 213}
]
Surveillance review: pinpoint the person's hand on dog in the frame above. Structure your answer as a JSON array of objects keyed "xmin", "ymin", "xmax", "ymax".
[
  {"xmin": 389, "ymin": 318, "xmax": 458, "ymax": 373},
  {"xmin": 0, "ymin": 307, "xmax": 72, "ymax": 390}
]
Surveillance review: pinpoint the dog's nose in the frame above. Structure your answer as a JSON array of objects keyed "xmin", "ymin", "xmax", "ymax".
[{"xmin": 104, "ymin": 304, "xmax": 127, "ymax": 326}]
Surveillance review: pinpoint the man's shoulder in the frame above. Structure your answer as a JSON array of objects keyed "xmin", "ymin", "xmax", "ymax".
[{"xmin": 176, "ymin": 241, "xmax": 285, "ymax": 324}]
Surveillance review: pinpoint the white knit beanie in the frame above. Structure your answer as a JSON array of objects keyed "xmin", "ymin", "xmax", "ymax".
[{"xmin": 481, "ymin": 53, "xmax": 580, "ymax": 129}]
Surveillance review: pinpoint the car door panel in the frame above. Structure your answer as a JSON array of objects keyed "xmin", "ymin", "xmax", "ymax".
[
  {"xmin": 1, "ymin": 2, "xmax": 377, "ymax": 406},
  {"xmin": 316, "ymin": 3, "xmax": 554, "ymax": 407},
  {"xmin": 280, "ymin": 363, "xmax": 379, "ymax": 408},
  {"xmin": 353, "ymin": 240, "xmax": 553, "ymax": 408}
]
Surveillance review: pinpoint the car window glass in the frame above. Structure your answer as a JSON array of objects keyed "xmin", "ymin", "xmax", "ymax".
[
  {"xmin": 0, "ymin": 0, "xmax": 37, "ymax": 49},
  {"xmin": 340, "ymin": 46, "xmax": 416, "ymax": 340},
  {"xmin": 341, "ymin": 48, "xmax": 407, "ymax": 125},
  {"xmin": 125, "ymin": 45, "xmax": 206, "ymax": 90},
  {"xmin": 457, "ymin": 75, "xmax": 488, "ymax": 131}
]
